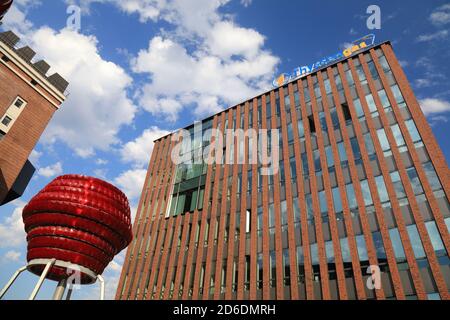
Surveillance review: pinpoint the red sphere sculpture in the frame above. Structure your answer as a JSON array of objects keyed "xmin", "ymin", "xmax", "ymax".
[
  {"xmin": 22, "ymin": 175, "xmax": 133, "ymax": 284},
  {"xmin": 0, "ymin": 0, "xmax": 13, "ymax": 21}
]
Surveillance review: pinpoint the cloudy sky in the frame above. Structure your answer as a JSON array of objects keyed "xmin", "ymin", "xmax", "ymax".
[{"xmin": 0, "ymin": 0, "xmax": 449, "ymax": 300}]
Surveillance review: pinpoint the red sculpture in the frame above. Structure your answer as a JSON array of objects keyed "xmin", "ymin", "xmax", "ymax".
[
  {"xmin": 22, "ymin": 175, "xmax": 133, "ymax": 284},
  {"xmin": 0, "ymin": 0, "xmax": 13, "ymax": 21}
]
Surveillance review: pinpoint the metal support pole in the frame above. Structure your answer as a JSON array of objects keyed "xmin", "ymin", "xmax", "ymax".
[
  {"xmin": 97, "ymin": 275, "xmax": 105, "ymax": 300},
  {"xmin": 29, "ymin": 258, "xmax": 56, "ymax": 300},
  {"xmin": 0, "ymin": 266, "xmax": 27, "ymax": 299},
  {"xmin": 65, "ymin": 284, "xmax": 73, "ymax": 300},
  {"xmin": 52, "ymin": 278, "xmax": 67, "ymax": 300}
]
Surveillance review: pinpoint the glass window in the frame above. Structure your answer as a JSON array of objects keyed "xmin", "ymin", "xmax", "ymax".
[
  {"xmin": 379, "ymin": 56, "xmax": 391, "ymax": 73},
  {"xmin": 284, "ymin": 94, "xmax": 291, "ymax": 110},
  {"xmin": 1, "ymin": 116, "xmax": 12, "ymax": 126},
  {"xmin": 406, "ymin": 225, "xmax": 426, "ymax": 259},
  {"xmin": 287, "ymin": 123, "xmax": 294, "ymax": 142},
  {"xmin": 350, "ymin": 137, "xmax": 361, "ymax": 160},
  {"xmin": 406, "ymin": 167, "xmax": 424, "ymax": 195},
  {"xmin": 377, "ymin": 128, "xmax": 391, "ymax": 152},
  {"xmin": 270, "ymin": 251, "xmax": 276, "ymax": 287},
  {"xmin": 391, "ymin": 85, "xmax": 405, "ymax": 105},
  {"xmin": 367, "ymin": 61, "xmax": 379, "ymax": 79},
  {"xmin": 390, "ymin": 171, "xmax": 407, "ymax": 199},
  {"xmin": 281, "ymin": 200, "xmax": 288, "ymax": 227},
  {"xmin": 346, "ymin": 183, "xmax": 358, "ymax": 209},
  {"xmin": 332, "ymin": 187, "xmax": 343, "ymax": 213},
  {"xmin": 314, "ymin": 149, "xmax": 321, "ymax": 172},
  {"xmin": 428, "ymin": 293, "xmax": 441, "ymax": 300},
  {"xmin": 360, "ymin": 179, "xmax": 373, "ymax": 206},
  {"xmin": 310, "ymin": 243, "xmax": 319, "ymax": 265},
  {"xmin": 345, "ymin": 69, "xmax": 355, "ymax": 87},
  {"xmin": 372, "ymin": 231, "xmax": 387, "ymax": 260},
  {"xmin": 283, "ymin": 248, "xmax": 290, "ymax": 285},
  {"xmin": 297, "ymin": 119, "xmax": 305, "ymax": 139},
  {"xmin": 330, "ymin": 107, "xmax": 340, "ymax": 129},
  {"xmin": 257, "ymin": 207, "xmax": 263, "ymax": 232},
  {"xmin": 391, "ymin": 124, "xmax": 406, "ymax": 147},
  {"xmin": 364, "ymin": 133, "xmax": 376, "ymax": 155},
  {"xmin": 325, "ymin": 145, "xmax": 334, "ymax": 168},
  {"xmin": 290, "ymin": 157, "xmax": 297, "ymax": 179},
  {"xmin": 266, "ymin": 98, "xmax": 272, "ymax": 118},
  {"xmin": 303, "ymin": 86, "xmax": 310, "ymax": 102},
  {"xmin": 319, "ymin": 112, "xmax": 327, "ymax": 132},
  {"xmin": 340, "ymin": 238, "xmax": 352, "ymax": 263},
  {"xmin": 279, "ymin": 160, "xmax": 285, "ymax": 182},
  {"xmin": 356, "ymin": 235, "xmax": 369, "ymax": 262},
  {"xmin": 423, "ymin": 162, "xmax": 442, "ymax": 191},
  {"xmin": 325, "ymin": 241, "xmax": 335, "ymax": 263},
  {"xmin": 269, "ymin": 203, "xmax": 275, "ymax": 232},
  {"xmin": 355, "ymin": 64, "xmax": 367, "ymax": 83},
  {"xmin": 375, "ymin": 175, "xmax": 390, "ymax": 203},
  {"xmin": 301, "ymin": 152, "xmax": 309, "ymax": 175},
  {"xmin": 405, "ymin": 119, "xmax": 421, "ymax": 143},
  {"xmin": 337, "ymin": 142, "xmax": 348, "ymax": 163},
  {"xmin": 324, "ymin": 79, "xmax": 332, "ymax": 94},
  {"xmin": 335, "ymin": 74, "xmax": 343, "ymax": 91},
  {"xmin": 296, "ymin": 246, "xmax": 304, "ymax": 278},
  {"xmin": 257, "ymin": 253, "xmax": 263, "ymax": 288},
  {"xmin": 353, "ymin": 98, "xmax": 364, "ymax": 118},
  {"xmin": 365, "ymin": 94, "xmax": 377, "ymax": 113},
  {"xmin": 293, "ymin": 197, "xmax": 301, "ymax": 223},
  {"xmin": 378, "ymin": 89, "xmax": 391, "ymax": 109},
  {"xmin": 425, "ymin": 221, "xmax": 445, "ymax": 255},
  {"xmin": 389, "ymin": 228, "xmax": 406, "ymax": 262},
  {"xmin": 294, "ymin": 91, "xmax": 300, "ymax": 106},
  {"xmin": 306, "ymin": 194, "xmax": 314, "ymax": 222},
  {"xmin": 319, "ymin": 191, "xmax": 328, "ymax": 215}
]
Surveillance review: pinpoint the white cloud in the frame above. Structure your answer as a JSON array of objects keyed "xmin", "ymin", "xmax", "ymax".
[
  {"xmin": 72, "ymin": 0, "xmax": 280, "ymax": 122},
  {"xmin": 0, "ymin": 0, "xmax": 38, "ymax": 36},
  {"xmin": 37, "ymin": 162, "xmax": 63, "ymax": 178},
  {"xmin": 29, "ymin": 149, "xmax": 42, "ymax": 164},
  {"xmin": 25, "ymin": 28, "xmax": 137, "ymax": 158},
  {"xmin": 430, "ymin": 4, "xmax": 450, "ymax": 26},
  {"xmin": 419, "ymin": 98, "xmax": 450, "ymax": 116},
  {"xmin": 416, "ymin": 30, "xmax": 448, "ymax": 42},
  {"xmin": 0, "ymin": 202, "xmax": 26, "ymax": 248},
  {"xmin": 4, "ymin": 250, "xmax": 21, "ymax": 262},
  {"xmin": 95, "ymin": 158, "xmax": 109, "ymax": 165},
  {"xmin": 430, "ymin": 115, "xmax": 449, "ymax": 126},
  {"xmin": 120, "ymin": 126, "xmax": 170, "ymax": 168},
  {"xmin": 207, "ymin": 21, "xmax": 265, "ymax": 59},
  {"xmin": 114, "ymin": 169, "xmax": 147, "ymax": 201},
  {"xmin": 240, "ymin": 0, "xmax": 252, "ymax": 7},
  {"xmin": 414, "ymin": 78, "xmax": 434, "ymax": 88},
  {"xmin": 398, "ymin": 60, "xmax": 409, "ymax": 68}
]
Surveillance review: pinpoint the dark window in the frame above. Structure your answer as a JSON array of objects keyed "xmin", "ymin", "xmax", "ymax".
[
  {"xmin": 1, "ymin": 116, "xmax": 12, "ymax": 126},
  {"xmin": 308, "ymin": 115, "xmax": 316, "ymax": 134},
  {"xmin": 342, "ymin": 103, "xmax": 352, "ymax": 122}
]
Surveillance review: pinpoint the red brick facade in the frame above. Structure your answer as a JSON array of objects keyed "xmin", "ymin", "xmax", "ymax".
[{"xmin": 0, "ymin": 32, "xmax": 67, "ymax": 205}]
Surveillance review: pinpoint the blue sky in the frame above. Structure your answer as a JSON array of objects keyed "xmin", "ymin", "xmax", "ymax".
[{"xmin": 0, "ymin": 0, "xmax": 449, "ymax": 300}]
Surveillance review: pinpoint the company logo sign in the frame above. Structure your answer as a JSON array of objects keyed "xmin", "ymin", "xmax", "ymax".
[{"xmin": 273, "ymin": 34, "xmax": 376, "ymax": 88}]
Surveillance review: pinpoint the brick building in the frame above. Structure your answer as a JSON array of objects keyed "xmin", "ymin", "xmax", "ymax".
[
  {"xmin": 0, "ymin": 31, "xmax": 68, "ymax": 205},
  {"xmin": 116, "ymin": 40, "xmax": 450, "ymax": 300}
]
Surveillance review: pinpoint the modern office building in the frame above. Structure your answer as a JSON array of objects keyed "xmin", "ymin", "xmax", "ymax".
[
  {"xmin": 116, "ymin": 39, "xmax": 450, "ymax": 300},
  {"xmin": 0, "ymin": 30, "xmax": 68, "ymax": 205}
]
